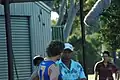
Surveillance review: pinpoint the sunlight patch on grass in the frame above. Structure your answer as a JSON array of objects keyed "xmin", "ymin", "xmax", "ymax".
[{"xmin": 88, "ymin": 74, "xmax": 95, "ymax": 80}]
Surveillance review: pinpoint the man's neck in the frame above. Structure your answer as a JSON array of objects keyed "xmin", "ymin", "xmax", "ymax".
[
  {"xmin": 103, "ymin": 60, "xmax": 108, "ymax": 63},
  {"xmin": 45, "ymin": 57, "xmax": 57, "ymax": 62},
  {"xmin": 62, "ymin": 59, "xmax": 71, "ymax": 69},
  {"xmin": 103, "ymin": 60, "xmax": 109, "ymax": 67}
]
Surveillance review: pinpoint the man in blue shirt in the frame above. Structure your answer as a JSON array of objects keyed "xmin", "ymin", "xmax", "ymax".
[{"xmin": 57, "ymin": 43, "xmax": 86, "ymax": 80}]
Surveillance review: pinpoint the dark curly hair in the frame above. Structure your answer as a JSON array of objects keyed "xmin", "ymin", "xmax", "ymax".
[
  {"xmin": 103, "ymin": 51, "xmax": 110, "ymax": 56},
  {"xmin": 46, "ymin": 40, "xmax": 65, "ymax": 57}
]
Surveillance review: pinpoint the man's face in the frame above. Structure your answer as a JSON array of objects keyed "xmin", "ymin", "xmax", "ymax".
[
  {"xmin": 61, "ymin": 49, "xmax": 72, "ymax": 61},
  {"xmin": 36, "ymin": 60, "xmax": 40, "ymax": 66},
  {"xmin": 102, "ymin": 53, "xmax": 110, "ymax": 62}
]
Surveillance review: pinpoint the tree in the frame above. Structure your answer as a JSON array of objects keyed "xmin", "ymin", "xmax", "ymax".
[
  {"xmin": 100, "ymin": 0, "xmax": 120, "ymax": 51},
  {"xmin": 68, "ymin": 32, "xmax": 102, "ymax": 73},
  {"xmin": 84, "ymin": 0, "xmax": 111, "ymax": 34},
  {"xmin": 51, "ymin": 0, "xmax": 81, "ymax": 40},
  {"xmin": 47, "ymin": 0, "xmax": 120, "ymax": 71},
  {"xmin": 83, "ymin": 0, "xmax": 120, "ymax": 52}
]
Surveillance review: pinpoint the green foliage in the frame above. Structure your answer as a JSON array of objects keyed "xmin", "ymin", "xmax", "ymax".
[
  {"xmin": 71, "ymin": 16, "xmax": 81, "ymax": 34},
  {"xmin": 70, "ymin": 0, "xmax": 120, "ymax": 73},
  {"xmin": 84, "ymin": 0, "xmax": 97, "ymax": 14},
  {"xmin": 52, "ymin": 0, "xmax": 120, "ymax": 73},
  {"xmin": 100, "ymin": 0, "xmax": 120, "ymax": 50},
  {"xmin": 53, "ymin": 0, "xmax": 60, "ymax": 12},
  {"xmin": 86, "ymin": 33, "xmax": 102, "ymax": 50},
  {"xmin": 84, "ymin": 0, "xmax": 120, "ymax": 51},
  {"xmin": 51, "ymin": 20, "xmax": 57, "ymax": 26},
  {"xmin": 66, "ymin": 0, "xmax": 103, "ymax": 73},
  {"xmin": 98, "ymin": 0, "xmax": 120, "ymax": 67},
  {"xmin": 68, "ymin": 32, "xmax": 101, "ymax": 73},
  {"xmin": 84, "ymin": 0, "xmax": 101, "ymax": 34}
]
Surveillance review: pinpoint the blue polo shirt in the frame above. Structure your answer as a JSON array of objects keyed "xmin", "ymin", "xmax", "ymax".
[{"xmin": 56, "ymin": 59, "xmax": 86, "ymax": 80}]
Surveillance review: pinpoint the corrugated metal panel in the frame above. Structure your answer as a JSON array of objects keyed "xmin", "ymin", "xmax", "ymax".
[
  {"xmin": 52, "ymin": 26, "xmax": 64, "ymax": 41},
  {"xmin": 11, "ymin": 17, "xmax": 31, "ymax": 80},
  {"xmin": 0, "ymin": 1, "xmax": 52, "ymax": 57},
  {"xmin": 35, "ymin": 1, "xmax": 51, "ymax": 13},
  {"xmin": 0, "ymin": 16, "xmax": 8, "ymax": 80},
  {"xmin": 38, "ymin": 4, "xmax": 51, "ymax": 57},
  {"xmin": 0, "ymin": 1, "xmax": 52, "ymax": 71},
  {"xmin": 0, "ymin": 16, "xmax": 31, "ymax": 80},
  {"xmin": 28, "ymin": 2, "xmax": 52, "ymax": 57}
]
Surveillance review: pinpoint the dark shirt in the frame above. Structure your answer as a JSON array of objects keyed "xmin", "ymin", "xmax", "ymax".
[{"xmin": 94, "ymin": 61, "xmax": 118, "ymax": 80}]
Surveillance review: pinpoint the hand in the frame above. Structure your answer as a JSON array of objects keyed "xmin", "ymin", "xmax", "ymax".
[{"xmin": 80, "ymin": 78, "xmax": 87, "ymax": 80}]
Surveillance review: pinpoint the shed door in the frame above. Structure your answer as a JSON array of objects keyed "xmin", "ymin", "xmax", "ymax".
[{"xmin": 0, "ymin": 16, "xmax": 31, "ymax": 80}]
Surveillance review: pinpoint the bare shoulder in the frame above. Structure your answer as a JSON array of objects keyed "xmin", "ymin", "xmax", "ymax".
[{"xmin": 49, "ymin": 63, "xmax": 59, "ymax": 70}]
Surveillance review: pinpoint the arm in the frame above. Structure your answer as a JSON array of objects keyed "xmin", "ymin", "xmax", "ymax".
[
  {"xmin": 114, "ymin": 68, "xmax": 120, "ymax": 80},
  {"xmin": 49, "ymin": 64, "xmax": 60, "ymax": 80},
  {"xmin": 78, "ymin": 64, "xmax": 86, "ymax": 80},
  {"xmin": 29, "ymin": 69, "xmax": 39, "ymax": 80},
  {"xmin": 80, "ymin": 78, "xmax": 86, "ymax": 80},
  {"xmin": 111, "ymin": 64, "xmax": 119, "ymax": 80},
  {"xmin": 118, "ymin": 70, "xmax": 120, "ymax": 80},
  {"xmin": 94, "ymin": 62, "xmax": 100, "ymax": 80},
  {"xmin": 115, "ymin": 71, "xmax": 118, "ymax": 80},
  {"xmin": 79, "ymin": 71, "xmax": 86, "ymax": 80},
  {"xmin": 114, "ymin": 70, "xmax": 120, "ymax": 80},
  {"xmin": 95, "ymin": 72, "xmax": 98, "ymax": 80}
]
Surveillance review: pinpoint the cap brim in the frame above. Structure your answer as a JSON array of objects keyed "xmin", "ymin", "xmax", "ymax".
[{"xmin": 64, "ymin": 48, "xmax": 73, "ymax": 51}]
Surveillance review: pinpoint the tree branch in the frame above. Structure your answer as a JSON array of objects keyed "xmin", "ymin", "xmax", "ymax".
[
  {"xmin": 56, "ymin": 0, "xmax": 66, "ymax": 25},
  {"xmin": 64, "ymin": 1, "xmax": 78, "ymax": 40},
  {"xmin": 84, "ymin": 0, "xmax": 111, "ymax": 27},
  {"xmin": 101, "ymin": 12, "xmax": 120, "ymax": 19},
  {"xmin": 75, "ymin": 1, "xmax": 80, "ymax": 13}
]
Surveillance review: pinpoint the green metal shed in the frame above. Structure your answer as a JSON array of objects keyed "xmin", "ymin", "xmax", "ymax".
[
  {"xmin": 52, "ymin": 26, "xmax": 64, "ymax": 41},
  {"xmin": 0, "ymin": 1, "xmax": 51, "ymax": 80}
]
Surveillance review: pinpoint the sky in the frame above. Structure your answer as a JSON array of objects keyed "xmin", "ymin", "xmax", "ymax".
[{"xmin": 51, "ymin": 11, "xmax": 59, "ymax": 20}]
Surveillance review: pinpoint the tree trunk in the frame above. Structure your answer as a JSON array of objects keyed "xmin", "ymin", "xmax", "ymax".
[
  {"xmin": 63, "ymin": 2, "xmax": 80, "ymax": 40},
  {"xmin": 56, "ymin": 0, "xmax": 66, "ymax": 25}
]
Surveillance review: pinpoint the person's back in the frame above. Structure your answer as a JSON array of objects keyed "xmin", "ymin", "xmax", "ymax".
[
  {"xmin": 38, "ymin": 40, "xmax": 64, "ymax": 80},
  {"xmin": 30, "ymin": 55, "xmax": 44, "ymax": 80},
  {"xmin": 39, "ymin": 60, "xmax": 56, "ymax": 80}
]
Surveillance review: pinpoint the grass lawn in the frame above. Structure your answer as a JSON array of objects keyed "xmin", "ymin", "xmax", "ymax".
[
  {"xmin": 88, "ymin": 74, "xmax": 117, "ymax": 80},
  {"xmin": 88, "ymin": 74, "xmax": 95, "ymax": 80}
]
